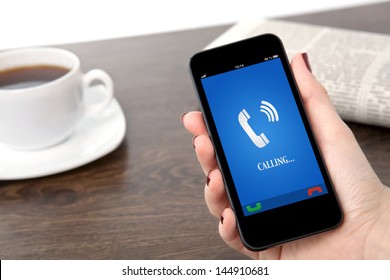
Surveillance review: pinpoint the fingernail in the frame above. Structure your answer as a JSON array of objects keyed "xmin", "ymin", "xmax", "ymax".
[
  {"xmin": 302, "ymin": 52, "xmax": 312, "ymax": 73},
  {"xmin": 206, "ymin": 170, "xmax": 212, "ymax": 186},
  {"xmin": 192, "ymin": 135, "xmax": 198, "ymax": 149},
  {"xmin": 180, "ymin": 112, "xmax": 188, "ymax": 123},
  {"xmin": 220, "ymin": 214, "xmax": 224, "ymax": 225}
]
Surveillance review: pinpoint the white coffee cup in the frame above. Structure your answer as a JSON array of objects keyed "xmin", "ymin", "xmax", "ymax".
[{"xmin": 0, "ymin": 47, "xmax": 113, "ymax": 150}]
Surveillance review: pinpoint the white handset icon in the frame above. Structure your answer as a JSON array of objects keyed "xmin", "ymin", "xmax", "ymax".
[
  {"xmin": 238, "ymin": 109, "xmax": 269, "ymax": 148},
  {"xmin": 238, "ymin": 101, "xmax": 279, "ymax": 148}
]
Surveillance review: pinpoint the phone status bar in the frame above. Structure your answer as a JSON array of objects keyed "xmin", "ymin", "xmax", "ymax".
[{"xmin": 200, "ymin": 54, "xmax": 279, "ymax": 79}]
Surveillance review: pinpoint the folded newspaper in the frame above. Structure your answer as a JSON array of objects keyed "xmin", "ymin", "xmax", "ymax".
[{"xmin": 205, "ymin": 19, "xmax": 390, "ymax": 128}]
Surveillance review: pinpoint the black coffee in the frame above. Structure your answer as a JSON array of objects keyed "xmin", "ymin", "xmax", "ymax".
[{"xmin": 0, "ymin": 65, "xmax": 70, "ymax": 90}]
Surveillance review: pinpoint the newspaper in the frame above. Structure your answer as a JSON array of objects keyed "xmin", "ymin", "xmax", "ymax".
[{"xmin": 205, "ymin": 20, "xmax": 390, "ymax": 128}]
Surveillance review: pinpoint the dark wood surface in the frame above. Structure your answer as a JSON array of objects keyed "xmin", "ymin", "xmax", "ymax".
[{"xmin": 0, "ymin": 2, "xmax": 389, "ymax": 259}]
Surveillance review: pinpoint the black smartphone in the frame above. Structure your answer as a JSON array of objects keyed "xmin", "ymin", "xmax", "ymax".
[{"xmin": 189, "ymin": 34, "xmax": 343, "ymax": 251}]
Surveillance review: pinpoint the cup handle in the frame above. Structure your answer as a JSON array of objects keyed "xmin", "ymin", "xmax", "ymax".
[{"xmin": 83, "ymin": 69, "xmax": 114, "ymax": 116}]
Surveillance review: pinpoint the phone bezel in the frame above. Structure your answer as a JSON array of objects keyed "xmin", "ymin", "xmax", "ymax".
[{"xmin": 190, "ymin": 34, "xmax": 343, "ymax": 251}]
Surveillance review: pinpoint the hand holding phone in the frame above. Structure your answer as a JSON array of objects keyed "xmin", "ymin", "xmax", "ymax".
[{"xmin": 189, "ymin": 34, "xmax": 343, "ymax": 251}]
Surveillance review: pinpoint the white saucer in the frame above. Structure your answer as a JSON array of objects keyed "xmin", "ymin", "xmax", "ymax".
[{"xmin": 0, "ymin": 85, "xmax": 126, "ymax": 180}]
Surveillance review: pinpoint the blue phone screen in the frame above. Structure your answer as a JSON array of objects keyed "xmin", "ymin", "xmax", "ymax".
[{"xmin": 201, "ymin": 58, "xmax": 328, "ymax": 216}]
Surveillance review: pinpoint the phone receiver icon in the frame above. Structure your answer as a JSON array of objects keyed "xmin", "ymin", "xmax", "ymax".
[
  {"xmin": 308, "ymin": 186, "xmax": 323, "ymax": 196},
  {"xmin": 238, "ymin": 109, "xmax": 270, "ymax": 148},
  {"xmin": 246, "ymin": 202, "xmax": 262, "ymax": 213},
  {"xmin": 238, "ymin": 101, "xmax": 278, "ymax": 148}
]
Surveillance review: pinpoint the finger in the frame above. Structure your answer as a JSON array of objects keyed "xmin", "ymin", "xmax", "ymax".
[
  {"xmin": 205, "ymin": 169, "xmax": 229, "ymax": 217},
  {"xmin": 193, "ymin": 134, "xmax": 218, "ymax": 175},
  {"xmin": 181, "ymin": 111, "xmax": 208, "ymax": 136},
  {"xmin": 218, "ymin": 208, "xmax": 258, "ymax": 259},
  {"xmin": 291, "ymin": 53, "xmax": 330, "ymax": 103},
  {"xmin": 290, "ymin": 53, "xmax": 350, "ymax": 144}
]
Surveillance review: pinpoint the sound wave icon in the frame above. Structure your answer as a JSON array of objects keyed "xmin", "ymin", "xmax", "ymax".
[{"xmin": 260, "ymin": 100, "xmax": 279, "ymax": 122}]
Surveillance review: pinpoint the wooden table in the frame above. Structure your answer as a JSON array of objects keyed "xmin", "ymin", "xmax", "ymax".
[{"xmin": 1, "ymin": 2, "xmax": 389, "ymax": 259}]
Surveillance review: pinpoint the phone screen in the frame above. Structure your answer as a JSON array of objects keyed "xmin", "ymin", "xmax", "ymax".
[{"xmin": 201, "ymin": 57, "xmax": 328, "ymax": 216}]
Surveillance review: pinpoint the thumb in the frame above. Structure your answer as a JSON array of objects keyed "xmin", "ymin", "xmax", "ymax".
[{"xmin": 290, "ymin": 53, "xmax": 348, "ymax": 146}]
